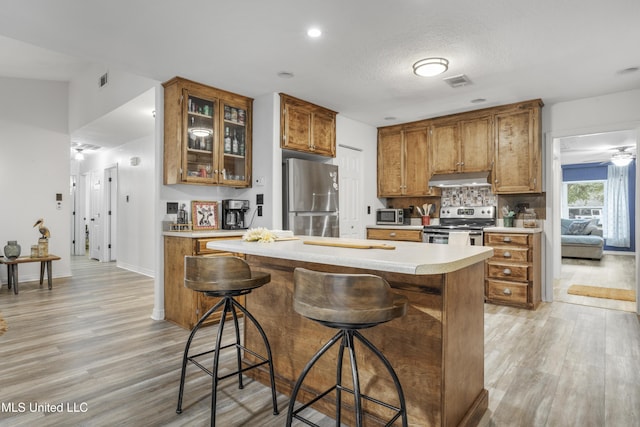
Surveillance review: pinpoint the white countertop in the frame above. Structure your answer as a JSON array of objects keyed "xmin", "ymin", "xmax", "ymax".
[
  {"xmin": 206, "ymin": 236, "xmax": 493, "ymax": 275},
  {"xmin": 163, "ymin": 230, "xmax": 246, "ymax": 238}
]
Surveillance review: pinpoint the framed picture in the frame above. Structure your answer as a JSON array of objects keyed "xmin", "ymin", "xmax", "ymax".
[{"xmin": 191, "ymin": 200, "xmax": 219, "ymax": 230}]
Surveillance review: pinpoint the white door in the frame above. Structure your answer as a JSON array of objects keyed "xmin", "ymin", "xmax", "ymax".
[
  {"xmin": 89, "ymin": 171, "xmax": 102, "ymax": 261},
  {"xmin": 338, "ymin": 145, "xmax": 364, "ymax": 238}
]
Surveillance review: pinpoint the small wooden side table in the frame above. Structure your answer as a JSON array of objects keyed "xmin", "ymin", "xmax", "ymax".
[{"xmin": 0, "ymin": 254, "xmax": 61, "ymax": 294}]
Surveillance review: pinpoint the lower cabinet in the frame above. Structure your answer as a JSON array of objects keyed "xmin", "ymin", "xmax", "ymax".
[
  {"xmin": 484, "ymin": 231, "xmax": 541, "ymax": 309},
  {"xmin": 366, "ymin": 227, "xmax": 423, "ymax": 242},
  {"xmin": 164, "ymin": 235, "xmax": 243, "ymax": 329}
]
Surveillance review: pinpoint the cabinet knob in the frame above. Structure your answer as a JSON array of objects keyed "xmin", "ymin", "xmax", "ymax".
[
  {"xmin": 503, "ymin": 251, "xmax": 512, "ymax": 258},
  {"xmin": 503, "ymin": 268, "xmax": 512, "ymax": 276},
  {"xmin": 503, "ymin": 237, "xmax": 512, "ymax": 243},
  {"xmin": 503, "ymin": 288, "xmax": 512, "ymax": 296}
]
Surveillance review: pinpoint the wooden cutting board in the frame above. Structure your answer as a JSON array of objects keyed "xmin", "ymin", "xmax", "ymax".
[{"xmin": 303, "ymin": 240, "xmax": 396, "ymax": 250}]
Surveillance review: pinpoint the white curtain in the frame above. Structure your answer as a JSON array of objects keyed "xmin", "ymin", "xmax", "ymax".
[{"xmin": 605, "ymin": 164, "xmax": 630, "ymax": 247}]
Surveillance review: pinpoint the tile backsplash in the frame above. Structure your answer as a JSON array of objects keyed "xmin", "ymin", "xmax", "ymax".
[{"xmin": 440, "ymin": 187, "xmax": 496, "ymax": 207}]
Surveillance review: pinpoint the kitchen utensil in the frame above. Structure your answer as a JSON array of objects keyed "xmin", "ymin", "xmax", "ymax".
[
  {"xmin": 304, "ymin": 240, "xmax": 395, "ymax": 250},
  {"xmin": 416, "ymin": 206, "xmax": 424, "ymax": 216}
]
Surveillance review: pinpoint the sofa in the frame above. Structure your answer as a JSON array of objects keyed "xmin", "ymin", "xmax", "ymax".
[{"xmin": 561, "ymin": 218, "xmax": 604, "ymax": 260}]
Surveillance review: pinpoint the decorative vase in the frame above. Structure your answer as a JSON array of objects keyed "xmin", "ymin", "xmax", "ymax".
[{"xmin": 4, "ymin": 241, "xmax": 21, "ymax": 259}]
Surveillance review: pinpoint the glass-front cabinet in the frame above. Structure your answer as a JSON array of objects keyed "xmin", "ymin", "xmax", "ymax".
[
  {"xmin": 220, "ymin": 102, "xmax": 248, "ymax": 185},
  {"xmin": 163, "ymin": 77, "xmax": 252, "ymax": 187},
  {"xmin": 184, "ymin": 93, "xmax": 216, "ymax": 182}
]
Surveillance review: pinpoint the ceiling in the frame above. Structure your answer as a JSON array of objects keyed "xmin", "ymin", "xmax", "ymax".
[
  {"xmin": 559, "ymin": 130, "xmax": 636, "ymax": 165},
  {"xmin": 0, "ymin": 0, "xmax": 639, "ymax": 158}
]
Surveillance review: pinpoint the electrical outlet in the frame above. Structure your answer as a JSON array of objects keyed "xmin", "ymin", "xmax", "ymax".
[
  {"xmin": 167, "ymin": 202, "xmax": 178, "ymax": 214},
  {"xmin": 256, "ymin": 194, "xmax": 264, "ymax": 205},
  {"xmin": 257, "ymin": 205, "xmax": 263, "ymax": 216}
]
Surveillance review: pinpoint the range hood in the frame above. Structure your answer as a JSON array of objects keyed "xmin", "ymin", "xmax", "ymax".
[{"xmin": 428, "ymin": 171, "xmax": 491, "ymax": 187}]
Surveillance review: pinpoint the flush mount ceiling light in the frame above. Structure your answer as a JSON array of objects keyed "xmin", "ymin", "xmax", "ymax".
[
  {"xmin": 190, "ymin": 128, "xmax": 213, "ymax": 138},
  {"xmin": 413, "ymin": 57, "xmax": 449, "ymax": 77},
  {"xmin": 611, "ymin": 148, "xmax": 634, "ymax": 166},
  {"xmin": 74, "ymin": 148, "xmax": 85, "ymax": 161},
  {"xmin": 307, "ymin": 27, "xmax": 322, "ymax": 38}
]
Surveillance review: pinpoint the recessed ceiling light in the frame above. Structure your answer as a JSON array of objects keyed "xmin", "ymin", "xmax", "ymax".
[
  {"xmin": 413, "ymin": 57, "xmax": 449, "ymax": 77},
  {"xmin": 277, "ymin": 71, "xmax": 295, "ymax": 79},
  {"xmin": 307, "ymin": 27, "xmax": 322, "ymax": 38}
]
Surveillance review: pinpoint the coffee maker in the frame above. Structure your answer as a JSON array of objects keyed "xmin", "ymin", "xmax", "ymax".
[{"xmin": 222, "ymin": 199, "xmax": 250, "ymax": 230}]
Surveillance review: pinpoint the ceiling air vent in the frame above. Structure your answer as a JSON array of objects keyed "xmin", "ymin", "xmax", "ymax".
[
  {"xmin": 443, "ymin": 74, "xmax": 472, "ymax": 88},
  {"xmin": 99, "ymin": 72, "xmax": 108, "ymax": 88}
]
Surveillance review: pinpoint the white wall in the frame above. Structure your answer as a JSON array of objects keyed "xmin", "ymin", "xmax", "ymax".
[
  {"xmin": 68, "ymin": 63, "xmax": 158, "ymax": 132},
  {"xmin": 0, "ymin": 77, "xmax": 71, "ymax": 283},
  {"xmin": 77, "ymin": 133, "xmax": 156, "ymax": 276},
  {"xmin": 544, "ymin": 89, "xmax": 640, "ymax": 312}
]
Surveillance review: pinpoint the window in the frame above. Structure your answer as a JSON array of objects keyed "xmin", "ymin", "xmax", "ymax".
[{"xmin": 563, "ymin": 180, "xmax": 606, "ymax": 225}]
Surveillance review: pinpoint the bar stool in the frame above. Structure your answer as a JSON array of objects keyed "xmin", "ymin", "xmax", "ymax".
[
  {"xmin": 286, "ymin": 268, "xmax": 409, "ymax": 427},
  {"xmin": 176, "ymin": 256, "xmax": 279, "ymax": 426}
]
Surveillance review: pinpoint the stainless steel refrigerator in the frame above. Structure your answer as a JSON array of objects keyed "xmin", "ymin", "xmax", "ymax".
[{"xmin": 283, "ymin": 158, "xmax": 339, "ymax": 237}]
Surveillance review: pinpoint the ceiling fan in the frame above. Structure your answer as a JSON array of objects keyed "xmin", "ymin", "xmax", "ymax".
[{"xmin": 610, "ymin": 146, "xmax": 635, "ymax": 166}]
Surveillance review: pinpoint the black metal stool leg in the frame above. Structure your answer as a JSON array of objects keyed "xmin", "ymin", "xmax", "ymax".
[
  {"xmin": 210, "ymin": 298, "xmax": 232, "ymax": 427},
  {"xmin": 346, "ymin": 330, "xmax": 364, "ymax": 426},
  {"xmin": 335, "ymin": 331, "xmax": 347, "ymax": 427},
  {"xmin": 176, "ymin": 297, "xmax": 227, "ymax": 414},
  {"xmin": 232, "ymin": 299, "xmax": 279, "ymax": 415},
  {"xmin": 228, "ymin": 299, "xmax": 244, "ymax": 389},
  {"xmin": 286, "ymin": 331, "xmax": 344, "ymax": 426},
  {"xmin": 354, "ymin": 331, "xmax": 408, "ymax": 427}
]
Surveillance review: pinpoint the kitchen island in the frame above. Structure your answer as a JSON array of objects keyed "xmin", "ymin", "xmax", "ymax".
[{"xmin": 206, "ymin": 236, "xmax": 493, "ymax": 427}]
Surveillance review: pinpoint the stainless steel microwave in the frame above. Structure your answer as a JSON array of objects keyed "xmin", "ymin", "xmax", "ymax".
[{"xmin": 376, "ymin": 208, "xmax": 405, "ymax": 225}]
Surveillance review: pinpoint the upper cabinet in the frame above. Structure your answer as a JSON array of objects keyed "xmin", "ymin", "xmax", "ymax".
[
  {"xmin": 493, "ymin": 100, "xmax": 543, "ymax": 194},
  {"xmin": 163, "ymin": 77, "xmax": 253, "ymax": 187},
  {"xmin": 378, "ymin": 99, "xmax": 542, "ymax": 197},
  {"xmin": 280, "ymin": 93, "xmax": 337, "ymax": 157},
  {"xmin": 378, "ymin": 126, "xmax": 439, "ymax": 197},
  {"xmin": 429, "ymin": 115, "xmax": 493, "ymax": 174}
]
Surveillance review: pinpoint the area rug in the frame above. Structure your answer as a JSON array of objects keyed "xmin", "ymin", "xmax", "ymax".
[
  {"xmin": 568, "ymin": 285, "xmax": 636, "ymax": 302},
  {"xmin": 0, "ymin": 312, "xmax": 6, "ymax": 336}
]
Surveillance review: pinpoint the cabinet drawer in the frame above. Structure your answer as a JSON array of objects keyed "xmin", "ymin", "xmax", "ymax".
[
  {"xmin": 487, "ymin": 262, "xmax": 529, "ymax": 281},
  {"xmin": 486, "ymin": 279, "xmax": 528, "ymax": 304},
  {"xmin": 490, "ymin": 247, "xmax": 530, "ymax": 263},
  {"xmin": 367, "ymin": 228, "xmax": 423, "ymax": 242},
  {"xmin": 485, "ymin": 233, "xmax": 530, "ymax": 247}
]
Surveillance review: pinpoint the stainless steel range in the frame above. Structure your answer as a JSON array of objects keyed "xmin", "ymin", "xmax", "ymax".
[{"xmin": 424, "ymin": 206, "xmax": 496, "ymax": 245}]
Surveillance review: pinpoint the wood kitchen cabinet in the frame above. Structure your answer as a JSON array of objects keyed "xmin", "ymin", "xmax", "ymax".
[
  {"xmin": 377, "ymin": 99, "xmax": 542, "ymax": 197},
  {"xmin": 429, "ymin": 115, "xmax": 493, "ymax": 174},
  {"xmin": 484, "ymin": 230, "xmax": 541, "ymax": 309},
  {"xmin": 367, "ymin": 227, "xmax": 423, "ymax": 242},
  {"xmin": 280, "ymin": 93, "xmax": 337, "ymax": 157},
  {"xmin": 493, "ymin": 100, "xmax": 543, "ymax": 194},
  {"xmin": 163, "ymin": 76, "xmax": 253, "ymax": 187},
  {"xmin": 377, "ymin": 126, "xmax": 439, "ymax": 197},
  {"xmin": 164, "ymin": 235, "xmax": 244, "ymax": 329}
]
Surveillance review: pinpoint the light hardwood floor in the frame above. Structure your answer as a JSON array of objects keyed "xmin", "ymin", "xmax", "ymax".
[
  {"xmin": 0, "ymin": 256, "xmax": 639, "ymax": 426},
  {"xmin": 555, "ymin": 254, "xmax": 636, "ymax": 312}
]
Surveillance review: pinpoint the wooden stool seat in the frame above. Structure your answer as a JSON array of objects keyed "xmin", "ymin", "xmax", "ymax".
[
  {"xmin": 184, "ymin": 256, "xmax": 271, "ymax": 294},
  {"xmin": 287, "ymin": 268, "xmax": 408, "ymax": 426},
  {"xmin": 177, "ymin": 256, "xmax": 278, "ymax": 426},
  {"xmin": 293, "ymin": 268, "xmax": 407, "ymax": 327}
]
